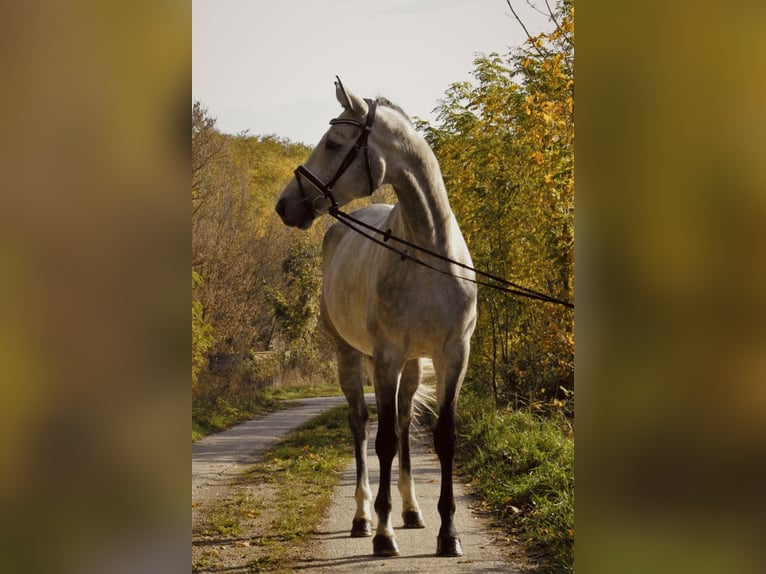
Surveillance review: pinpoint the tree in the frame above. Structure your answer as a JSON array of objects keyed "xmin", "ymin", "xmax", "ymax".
[
  {"xmin": 266, "ymin": 237, "xmax": 323, "ymax": 369},
  {"xmin": 192, "ymin": 101, "xmax": 226, "ymax": 216},
  {"xmin": 192, "ymin": 270, "xmax": 215, "ymax": 389},
  {"xmin": 191, "ymin": 102, "xmax": 325, "ymax": 383},
  {"xmin": 422, "ymin": 0, "xmax": 574, "ymax": 410}
]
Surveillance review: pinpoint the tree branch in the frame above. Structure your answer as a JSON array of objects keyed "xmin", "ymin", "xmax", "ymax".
[
  {"xmin": 544, "ymin": 0, "xmax": 574, "ymax": 49},
  {"xmin": 505, "ymin": 0, "xmax": 547, "ymax": 59},
  {"xmin": 525, "ymin": 0, "xmax": 548, "ymax": 18}
]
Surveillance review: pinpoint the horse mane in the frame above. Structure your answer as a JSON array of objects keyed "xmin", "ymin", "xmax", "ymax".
[{"xmin": 375, "ymin": 97, "xmax": 413, "ymax": 126}]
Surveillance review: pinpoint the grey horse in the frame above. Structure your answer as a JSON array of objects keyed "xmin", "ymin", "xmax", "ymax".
[{"xmin": 276, "ymin": 79, "xmax": 477, "ymax": 557}]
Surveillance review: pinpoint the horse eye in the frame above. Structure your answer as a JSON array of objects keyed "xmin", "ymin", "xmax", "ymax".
[{"xmin": 325, "ymin": 139, "xmax": 341, "ymax": 151}]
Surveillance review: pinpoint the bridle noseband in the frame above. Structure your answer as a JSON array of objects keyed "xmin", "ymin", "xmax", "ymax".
[{"xmin": 294, "ymin": 98, "xmax": 378, "ymax": 216}]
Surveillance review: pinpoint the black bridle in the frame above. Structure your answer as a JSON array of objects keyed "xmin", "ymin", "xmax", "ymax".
[{"xmin": 294, "ymin": 98, "xmax": 378, "ymax": 217}]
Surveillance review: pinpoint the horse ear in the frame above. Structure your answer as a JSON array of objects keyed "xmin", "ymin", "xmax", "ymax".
[{"xmin": 334, "ymin": 76, "xmax": 367, "ymax": 115}]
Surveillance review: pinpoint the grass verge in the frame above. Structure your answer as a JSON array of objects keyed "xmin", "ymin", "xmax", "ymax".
[
  {"xmin": 456, "ymin": 391, "xmax": 574, "ymax": 573},
  {"xmin": 193, "ymin": 404, "xmax": 360, "ymax": 572},
  {"xmin": 243, "ymin": 405, "xmax": 354, "ymax": 562}
]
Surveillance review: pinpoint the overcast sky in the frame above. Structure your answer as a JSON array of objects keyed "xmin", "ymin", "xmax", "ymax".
[{"xmin": 192, "ymin": 0, "xmax": 551, "ymax": 145}]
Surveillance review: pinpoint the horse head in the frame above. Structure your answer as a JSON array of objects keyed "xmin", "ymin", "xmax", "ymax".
[{"xmin": 275, "ymin": 78, "xmax": 391, "ymax": 229}]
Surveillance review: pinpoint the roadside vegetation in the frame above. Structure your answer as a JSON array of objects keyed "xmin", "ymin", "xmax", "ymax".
[
  {"xmin": 456, "ymin": 390, "xmax": 574, "ymax": 573},
  {"xmin": 191, "ymin": 362, "xmax": 372, "ymax": 442},
  {"xmin": 424, "ymin": 5, "xmax": 575, "ymax": 569},
  {"xmin": 425, "ymin": 4, "xmax": 575, "ymax": 569},
  {"xmin": 193, "ymin": 405, "xmax": 357, "ymax": 573}
]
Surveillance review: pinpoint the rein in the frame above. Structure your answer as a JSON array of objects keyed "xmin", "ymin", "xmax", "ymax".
[
  {"xmin": 329, "ymin": 207, "xmax": 574, "ymax": 309},
  {"xmin": 294, "ymin": 100, "xmax": 575, "ymax": 311}
]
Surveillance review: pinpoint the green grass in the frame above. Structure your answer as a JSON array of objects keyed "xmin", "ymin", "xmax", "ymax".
[
  {"xmin": 456, "ymin": 391, "xmax": 574, "ymax": 573},
  {"xmin": 243, "ymin": 404, "xmax": 361, "ymax": 569},
  {"xmin": 194, "ymin": 404, "xmax": 360, "ymax": 573},
  {"xmin": 207, "ymin": 491, "xmax": 259, "ymax": 537},
  {"xmin": 192, "ymin": 377, "xmax": 374, "ymax": 442}
]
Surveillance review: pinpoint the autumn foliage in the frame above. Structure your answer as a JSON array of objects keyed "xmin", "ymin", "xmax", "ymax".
[
  {"xmin": 192, "ymin": 104, "xmax": 333, "ymax": 421},
  {"xmin": 421, "ymin": 0, "xmax": 574, "ymax": 411}
]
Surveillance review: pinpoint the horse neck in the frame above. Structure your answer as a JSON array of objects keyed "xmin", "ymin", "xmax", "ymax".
[{"xmin": 389, "ymin": 149, "xmax": 455, "ymax": 251}]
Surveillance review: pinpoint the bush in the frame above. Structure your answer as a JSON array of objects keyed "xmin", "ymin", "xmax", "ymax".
[
  {"xmin": 456, "ymin": 390, "xmax": 574, "ymax": 573},
  {"xmin": 192, "ymin": 358, "xmax": 280, "ymax": 441}
]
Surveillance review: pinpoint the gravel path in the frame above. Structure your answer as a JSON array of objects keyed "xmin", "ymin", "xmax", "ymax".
[
  {"xmin": 192, "ymin": 395, "xmax": 353, "ymax": 500},
  {"xmin": 192, "ymin": 393, "xmax": 526, "ymax": 572}
]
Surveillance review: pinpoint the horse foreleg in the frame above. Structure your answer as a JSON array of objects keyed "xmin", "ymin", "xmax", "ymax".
[
  {"xmin": 433, "ymin": 403, "xmax": 461, "ymax": 556},
  {"xmin": 398, "ymin": 358, "xmax": 426, "ymax": 529},
  {"xmin": 371, "ymin": 348, "xmax": 403, "ymax": 556},
  {"xmin": 433, "ymin": 343, "xmax": 470, "ymax": 557},
  {"xmin": 337, "ymin": 349, "xmax": 372, "ymax": 537}
]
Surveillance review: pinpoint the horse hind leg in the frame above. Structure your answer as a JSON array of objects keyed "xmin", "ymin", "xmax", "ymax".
[
  {"xmin": 336, "ymin": 345, "xmax": 373, "ymax": 537},
  {"xmin": 397, "ymin": 358, "xmax": 426, "ymax": 529}
]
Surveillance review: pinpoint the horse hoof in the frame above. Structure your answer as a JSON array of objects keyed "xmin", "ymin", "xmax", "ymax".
[
  {"xmin": 436, "ymin": 535, "xmax": 463, "ymax": 557},
  {"xmin": 372, "ymin": 534, "xmax": 400, "ymax": 556},
  {"xmin": 350, "ymin": 518, "xmax": 373, "ymax": 537},
  {"xmin": 402, "ymin": 510, "xmax": 426, "ymax": 529}
]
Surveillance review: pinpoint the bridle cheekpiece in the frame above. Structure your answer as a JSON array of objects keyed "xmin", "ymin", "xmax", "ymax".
[{"xmin": 294, "ymin": 97, "xmax": 378, "ymax": 217}]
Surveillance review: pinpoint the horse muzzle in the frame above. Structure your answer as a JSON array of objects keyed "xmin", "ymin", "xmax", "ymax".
[{"xmin": 275, "ymin": 196, "xmax": 316, "ymax": 229}]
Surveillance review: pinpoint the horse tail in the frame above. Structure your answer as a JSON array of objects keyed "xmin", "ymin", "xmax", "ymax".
[{"xmin": 412, "ymin": 359, "xmax": 436, "ymax": 419}]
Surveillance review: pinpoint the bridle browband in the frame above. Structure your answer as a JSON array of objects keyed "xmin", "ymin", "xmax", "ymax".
[{"xmin": 294, "ymin": 98, "xmax": 378, "ymax": 216}]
